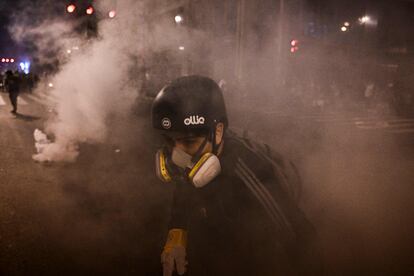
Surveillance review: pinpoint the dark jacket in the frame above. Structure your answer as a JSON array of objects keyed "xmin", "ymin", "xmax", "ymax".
[
  {"xmin": 168, "ymin": 130, "xmax": 317, "ymax": 276},
  {"xmin": 4, "ymin": 74, "xmax": 20, "ymax": 94}
]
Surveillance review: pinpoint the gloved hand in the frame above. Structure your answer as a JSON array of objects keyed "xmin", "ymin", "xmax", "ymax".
[{"xmin": 161, "ymin": 228, "xmax": 188, "ymax": 276}]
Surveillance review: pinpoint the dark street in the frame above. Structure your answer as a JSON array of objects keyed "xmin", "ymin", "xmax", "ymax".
[
  {"xmin": 1, "ymin": 92, "xmax": 414, "ymax": 274},
  {"xmin": 1, "ymin": 0, "xmax": 414, "ymax": 275}
]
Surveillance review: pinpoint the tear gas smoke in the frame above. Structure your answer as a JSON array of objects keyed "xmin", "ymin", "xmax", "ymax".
[
  {"xmin": 10, "ymin": 0, "xmax": 189, "ymax": 162},
  {"xmin": 6, "ymin": 0, "xmax": 414, "ymax": 274}
]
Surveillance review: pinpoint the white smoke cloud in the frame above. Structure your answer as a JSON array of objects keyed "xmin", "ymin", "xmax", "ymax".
[
  {"xmin": 9, "ymin": 0, "xmax": 183, "ymax": 162},
  {"xmin": 11, "ymin": 19, "xmax": 81, "ymax": 64}
]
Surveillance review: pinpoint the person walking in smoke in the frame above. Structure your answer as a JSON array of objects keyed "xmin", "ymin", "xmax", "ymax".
[
  {"xmin": 4, "ymin": 70, "xmax": 21, "ymax": 114},
  {"xmin": 151, "ymin": 76, "xmax": 318, "ymax": 276}
]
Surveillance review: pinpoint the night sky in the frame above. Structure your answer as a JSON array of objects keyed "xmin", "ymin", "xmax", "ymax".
[
  {"xmin": 0, "ymin": 0, "xmax": 413, "ymax": 61},
  {"xmin": 0, "ymin": 0, "xmax": 18, "ymax": 57},
  {"xmin": 0, "ymin": 0, "xmax": 69, "ymax": 58}
]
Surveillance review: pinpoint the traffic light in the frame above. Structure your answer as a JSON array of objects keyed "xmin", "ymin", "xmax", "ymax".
[
  {"xmin": 86, "ymin": 6, "xmax": 94, "ymax": 15},
  {"xmin": 290, "ymin": 39, "xmax": 299, "ymax": 53}
]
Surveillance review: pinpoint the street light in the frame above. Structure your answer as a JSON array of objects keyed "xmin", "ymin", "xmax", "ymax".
[
  {"xmin": 19, "ymin": 61, "xmax": 31, "ymax": 74},
  {"xmin": 66, "ymin": 4, "xmax": 76, "ymax": 13},
  {"xmin": 178, "ymin": 46, "xmax": 185, "ymax": 51},
  {"xmin": 359, "ymin": 16, "xmax": 371, "ymax": 24},
  {"xmin": 108, "ymin": 10, "xmax": 116, "ymax": 18},
  {"xmin": 175, "ymin": 15, "xmax": 183, "ymax": 24},
  {"xmin": 344, "ymin": 22, "xmax": 350, "ymax": 27},
  {"xmin": 341, "ymin": 26, "xmax": 348, "ymax": 32}
]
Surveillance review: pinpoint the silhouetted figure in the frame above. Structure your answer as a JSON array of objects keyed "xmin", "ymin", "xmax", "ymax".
[{"xmin": 4, "ymin": 70, "xmax": 20, "ymax": 114}]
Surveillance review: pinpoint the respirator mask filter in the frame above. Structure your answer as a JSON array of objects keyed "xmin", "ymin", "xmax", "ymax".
[{"xmin": 155, "ymin": 135, "xmax": 221, "ymax": 188}]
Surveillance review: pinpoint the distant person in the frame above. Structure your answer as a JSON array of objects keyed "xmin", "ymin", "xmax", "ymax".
[
  {"xmin": 0, "ymin": 73, "xmax": 4, "ymax": 92},
  {"xmin": 4, "ymin": 70, "xmax": 21, "ymax": 114},
  {"xmin": 151, "ymin": 76, "xmax": 318, "ymax": 276}
]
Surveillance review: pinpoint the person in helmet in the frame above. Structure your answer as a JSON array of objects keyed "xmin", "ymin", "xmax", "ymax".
[{"xmin": 152, "ymin": 75, "xmax": 318, "ymax": 276}]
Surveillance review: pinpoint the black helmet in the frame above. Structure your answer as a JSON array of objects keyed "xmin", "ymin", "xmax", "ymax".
[{"xmin": 151, "ymin": 75, "xmax": 228, "ymax": 134}]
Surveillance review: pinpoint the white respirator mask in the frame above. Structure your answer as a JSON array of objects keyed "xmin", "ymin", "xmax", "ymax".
[{"xmin": 155, "ymin": 134, "xmax": 222, "ymax": 188}]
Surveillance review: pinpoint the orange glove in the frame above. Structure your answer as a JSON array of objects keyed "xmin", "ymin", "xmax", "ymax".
[{"xmin": 161, "ymin": 229, "xmax": 188, "ymax": 276}]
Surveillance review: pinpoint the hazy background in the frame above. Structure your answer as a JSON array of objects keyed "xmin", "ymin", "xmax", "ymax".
[{"xmin": 1, "ymin": 0, "xmax": 413, "ymax": 274}]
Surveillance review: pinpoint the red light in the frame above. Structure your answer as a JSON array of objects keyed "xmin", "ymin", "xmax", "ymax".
[
  {"xmin": 67, "ymin": 4, "xmax": 76, "ymax": 13},
  {"xmin": 5, "ymin": 58, "xmax": 9, "ymax": 63},
  {"xmin": 10, "ymin": 58, "xmax": 14, "ymax": 63},
  {"xmin": 291, "ymin": 40, "xmax": 298, "ymax": 47},
  {"xmin": 86, "ymin": 6, "xmax": 94, "ymax": 15},
  {"xmin": 290, "ymin": 47, "xmax": 299, "ymax": 53},
  {"xmin": 108, "ymin": 10, "xmax": 116, "ymax": 18},
  {"xmin": 1, "ymin": 58, "xmax": 5, "ymax": 62}
]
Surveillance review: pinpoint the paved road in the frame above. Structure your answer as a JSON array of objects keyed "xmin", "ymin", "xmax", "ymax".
[
  {"xmin": 1, "ymin": 92, "xmax": 414, "ymax": 275},
  {"xmin": 0, "ymin": 92, "xmax": 169, "ymax": 275}
]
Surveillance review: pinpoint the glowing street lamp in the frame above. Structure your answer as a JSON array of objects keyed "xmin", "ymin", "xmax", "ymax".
[
  {"xmin": 10, "ymin": 58, "xmax": 14, "ymax": 63},
  {"xmin": 86, "ymin": 6, "xmax": 94, "ymax": 15},
  {"xmin": 344, "ymin": 22, "xmax": 350, "ymax": 27},
  {"xmin": 175, "ymin": 15, "xmax": 183, "ymax": 24},
  {"xmin": 1, "ymin": 58, "xmax": 5, "ymax": 62},
  {"xmin": 178, "ymin": 46, "xmax": 185, "ymax": 51},
  {"xmin": 359, "ymin": 15, "xmax": 371, "ymax": 24},
  {"xmin": 109, "ymin": 10, "xmax": 116, "ymax": 18},
  {"xmin": 341, "ymin": 26, "xmax": 348, "ymax": 32},
  {"xmin": 19, "ymin": 61, "xmax": 30, "ymax": 74},
  {"xmin": 66, "ymin": 4, "xmax": 76, "ymax": 13}
]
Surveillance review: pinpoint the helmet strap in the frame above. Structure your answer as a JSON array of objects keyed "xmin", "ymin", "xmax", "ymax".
[
  {"xmin": 211, "ymin": 125, "xmax": 223, "ymax": 155},
  {"xmin": 189, "ymin": 125, "xmax": 221, "ymax": 165},
  {"xmin": 210, "ymin": 129, "xmax": 217, "ymax": 155},
  {"xmin": 190, "ymin": 135, "xmax": 209, "ymax": 164}
]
